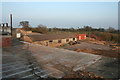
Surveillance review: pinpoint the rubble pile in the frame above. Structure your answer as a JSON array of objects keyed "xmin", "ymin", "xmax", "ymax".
[{"xmin": 64, "ymin": 70, "xmax": 104, "ymax": 79}]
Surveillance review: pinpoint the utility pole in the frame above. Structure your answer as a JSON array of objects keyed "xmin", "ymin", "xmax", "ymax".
[{"xmin": 10, "ymin": 14, "xmax": 12, "ymax": 36}]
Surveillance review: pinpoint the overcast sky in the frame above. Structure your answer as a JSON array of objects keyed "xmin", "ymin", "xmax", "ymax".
[{"xmin": 2, "ymin": 2, "xmax": 118, "ymax": 29}]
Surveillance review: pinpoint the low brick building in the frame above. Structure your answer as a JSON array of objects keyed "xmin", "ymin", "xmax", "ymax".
[
  {"xmin": 22, "ymin": 33, "xmax": 86, "ymax": 47},
  {"xmin": 23, "ymin": 33, "xmax": 78, "ymax": 47},
  {"xmin": 14, "ymin": 29, "xmax": 86, "ymax": 47}
]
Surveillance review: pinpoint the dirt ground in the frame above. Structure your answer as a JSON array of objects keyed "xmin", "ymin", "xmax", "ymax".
[
  {"xmin": 61, "ymin": 41, "xmax": 119, "ymax": 58},
  {"xmin": 64, "ymin": 56, "xmax": 119, "ymax": 79},
  {"xmin": 74, "ymin": 49, "xmax": 119, "ymax": 58},
  {"xmin": 59, "ymin": 38, "xmax": 119, "ymax": 79}
]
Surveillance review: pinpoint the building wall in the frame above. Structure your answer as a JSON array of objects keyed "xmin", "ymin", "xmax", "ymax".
[
  {"xmin": 0, "ymin": 27, "xmax": 2, "ymax": 32},
  {"xmin": 79, "ymin": 36, "xmax": 81, "ymax": 40},
  {"xmin": 7, "ymin": 29, "xmax": 11, "ymax": 33},
  {"xmin": 69, "ymin": 38, "xmax": 73, "ymax": 41},
  {"xmin": 53, "ymin": 39, "xmax": 58, "ymax": 43},
  {"xmin": 61, "ymin": 39, "xmax": 66, "ymax": 43},
  {"xmin": 84, "ymin": 36, "xmax": 86, "ymax": 39},
  {"xmin": 75, "ymin": 38, "xmax": 77, "ymax": 41},
  {"xmin": 2, "ymin": 36, "xmax": 11, "ymax": 47},
  {"xmin": 0, "ymin": 27, "xmax": 11, "ymax": 33},
  {"xmin": 33, "ymin": 37, "xmax": 78, "ymax": 47}
]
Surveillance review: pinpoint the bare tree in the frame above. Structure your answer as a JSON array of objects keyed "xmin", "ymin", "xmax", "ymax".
[
  {"xmin": 83, "ymin": 26, "xmax": 92, "ymax": 31},
  {"xmin": 19, "ymin": 21, "xmax": 30, "ymax": 31},
  {"xmin": 37, "ymin": 24, "xmax": 48, "ymax": 34}
]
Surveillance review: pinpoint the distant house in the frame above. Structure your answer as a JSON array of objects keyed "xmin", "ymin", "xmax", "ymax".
[
  {"xmin": 0, "ymin": 23, "xmax": 12, "ymax": 47},
  {"xmin": 1, "ymin": 14, "xmax": 12, "ymax": 47},
  {"xmin": 0, "ymin": 23, "xmax": 11, "ymax": 35}
]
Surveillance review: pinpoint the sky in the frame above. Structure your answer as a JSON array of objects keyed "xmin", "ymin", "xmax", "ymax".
[{"xmin": 2, "ymin": 2, "xmax": 118, "ymax": 29}]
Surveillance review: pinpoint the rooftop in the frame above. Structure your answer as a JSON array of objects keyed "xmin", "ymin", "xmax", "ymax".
[{"xmin": 27, "ymin": 33, "xmax": 76, "ymax": 42}]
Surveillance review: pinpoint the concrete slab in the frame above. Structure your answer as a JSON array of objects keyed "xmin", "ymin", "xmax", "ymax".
[
  {"xmin": 85, "ymin": 57, "xmax": 119, "ymax": 78},
  {"xmin": 22, "ymin": 43, "xmax": 101, "ymax": 78},
  {"xmin": 2, "ymin": 47, "xmax": 48, "ymax": 79}
]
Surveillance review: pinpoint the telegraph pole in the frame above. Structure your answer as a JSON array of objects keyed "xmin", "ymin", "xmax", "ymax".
[{"xmin": 10, "ymin": 14, "xmax": 12, "ymax": 36}]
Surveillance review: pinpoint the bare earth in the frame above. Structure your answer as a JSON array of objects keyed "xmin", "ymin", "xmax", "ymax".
[
  {"xmin": 62, "ymin": 42, "xmax": 119, "ymax": 58},
  {"xmin": 58, "ymin": 40, "xmax": 119, "ymax": 78}
]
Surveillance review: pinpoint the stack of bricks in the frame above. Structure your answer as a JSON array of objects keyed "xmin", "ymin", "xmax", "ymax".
[{"xmin": 2, "ymin": 36, "xmax": 11, "ymax": 47}]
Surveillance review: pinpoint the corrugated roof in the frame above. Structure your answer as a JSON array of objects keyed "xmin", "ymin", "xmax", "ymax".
[{"xmin": 27, "ymin": 33, "xmax": 76, "ymax": 42}]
